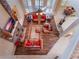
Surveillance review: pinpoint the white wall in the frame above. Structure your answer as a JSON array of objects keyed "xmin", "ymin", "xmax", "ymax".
[
  {"xmin": 62, "ymin": 16, "xmax": 78, "ymax": 31},
  {"xmin": 0, "ymin": 3, "xmax": 17, "ymax": 56},
  {"xmin": 0, "ymin": 4, "xmax": 10, "ymax": 29},
  {"xmin": 59, "ymin": 22, "xmax": 79, "ymax": 59},
  {"xmin": 0, "ymin": 38, "xmax": 14, "ymax": 56},
  {"xmin": 6, "ymin": 0, "xmax": 24, "ymax": 25}
]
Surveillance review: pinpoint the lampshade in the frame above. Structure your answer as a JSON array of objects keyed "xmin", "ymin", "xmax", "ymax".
[
  {"xmin": 36, "ymin": 13, "xmax": 38, "ymax": 15},
  {"xmin": 40, "ymin": 12, "xmax": 43, "ymax": 15}
]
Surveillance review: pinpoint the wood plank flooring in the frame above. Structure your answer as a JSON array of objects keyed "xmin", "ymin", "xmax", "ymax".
[{"xmin": 15, "ymin": 20, "xmax": 59, "ymax": 55}]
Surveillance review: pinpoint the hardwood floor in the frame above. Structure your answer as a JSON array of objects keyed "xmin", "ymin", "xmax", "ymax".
[{"xmin": 15, "ymin": 20, "xmax": 59, "ymax": 55}]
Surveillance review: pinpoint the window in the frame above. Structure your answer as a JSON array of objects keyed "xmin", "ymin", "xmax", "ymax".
[
  {"xmin": 35, "ymin": 0, "xmax": 39, "ymax": 7},
  {"xmin": 27, "ymin": 0, "xmax": 32, "ymax": 7},
  {"xmin": 25, "ymin": 0, "xmax": 33, "ymax": 12},
  {"xmin": 35, "ymin": 0, "xmax": 44, "ymax": 9},
  {"xmin": 40, "ymin": 0, "xmax": 43, "ymax": 7},
  {"xmin": 47, "ymin": 0, "xmax": 52, "ymax": 7}
]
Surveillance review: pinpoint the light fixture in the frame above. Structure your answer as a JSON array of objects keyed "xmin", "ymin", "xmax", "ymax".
[
  {"xmin": 40, "ymin": 12, "xmax": 43, "ymax": 15},
  {"xmin": 25, "ymin": 13, "xmax": 28, "ymax": 15},
  {"xmin": 36, "ymin": 13, "xmax": 38, "ymax": 15}
]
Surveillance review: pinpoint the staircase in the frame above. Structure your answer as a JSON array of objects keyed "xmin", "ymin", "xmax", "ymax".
[{"xmin": 71, "ymin": 42, "xmax": 79, "ymax": 59}]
